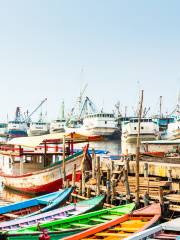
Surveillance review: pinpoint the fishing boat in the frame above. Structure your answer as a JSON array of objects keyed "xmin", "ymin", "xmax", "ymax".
[
  {"xmin": 0, "ymin": 195, "xmax": 105, "ymax": 232},
  {"xmin": 63, "ymin": 203, "xmax": 161, "ymax": 240},
  {"xmin": 3, "ymin": 203, "xmax": 135, "ymax": 240},
  {"xmin": 125, "ymin": 217, "xmax": 180, "ymax": 240},
  {"xmin": 27, "ymin": 113, "xmax": 50, "ymax": 136},
  {"xmin": 80, "ymin": 113, "xmax": 119, "ymax": 138},
  {"xmin": 166, "ymin": 117, "xmax": 180, "ymax": 140},
  {"xmin": 0, "ymin": 188, "xmax": 72, "ymax": 223},
  {"xmin": 50, "ymin": 101, "xmax": 66, "ymax": 133},
  {"xmin": 0, "ymin": 148, "xmax": 91, "ymax": 194},
  {"xmin": 7, "ymin": 107, "xmax": 28, "ymax": 138},
  {"xmin": 0, "ymin": 123, "xmax": 7, "ymax": 137},
  {"xmin": 122, "ymin": 118, "xmax": 159, "ymax": 143},
  {"xmin": 50, "ymin": 119, "xmax": 66, "ymax": 133}
]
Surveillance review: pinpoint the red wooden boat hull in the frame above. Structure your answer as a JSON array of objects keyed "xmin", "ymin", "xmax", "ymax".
[{"xmin": 1, "ymin": 149, "xmax": 91, "ymax": 194}]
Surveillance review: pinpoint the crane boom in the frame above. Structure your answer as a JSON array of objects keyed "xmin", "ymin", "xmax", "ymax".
[{"xmin": 26, "ymin": 98, "xmax": 47, "ymax": 122}]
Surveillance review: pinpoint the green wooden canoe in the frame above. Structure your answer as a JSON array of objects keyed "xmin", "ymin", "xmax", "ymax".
[{"xmin": 3, "ymin": 203, "xmax": 135, "ymax": 240}]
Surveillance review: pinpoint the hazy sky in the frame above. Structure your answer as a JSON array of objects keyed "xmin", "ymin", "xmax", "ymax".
[{"xmin": 0, "ymin": 0, "xmax": 179, "ymax": 121}]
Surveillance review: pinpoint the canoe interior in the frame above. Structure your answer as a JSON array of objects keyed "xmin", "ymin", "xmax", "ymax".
[
  {"xmin": 4, "ymin": 203, "xmax": 135, "ymax": 240},
  {"xmin": 61, "ymin": 203, "xmax": 161, "ymax": 240},
  {"xmin": 75, "ymin": 215, "xmax": 157, "ymax": 240}
]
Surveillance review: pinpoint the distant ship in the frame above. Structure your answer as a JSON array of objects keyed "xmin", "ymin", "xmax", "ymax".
[
  {"xmin": 50, "ymin": 101, "xmax": 66, "ymax": 133},
  {"xmin": 121, "ymin": 117, "xmax": 159, "ymax": 143},
  {"xmin": 0, "ymin": 123, "xmax": 8, "ymax": 137},
  {"xmin": 27, "ymin": 113, "xmax": 50, "ymax": 136},
  {"xmin": 166, "ymin": 117, "xmax": 180, "ymax": 140},
  {"xmin": 7, "ymin": 107, "xmax": 28, "ymax": 138},
  {"xmin": 80, "ymin": 112, "xmax": 119, "ymax": 137}
]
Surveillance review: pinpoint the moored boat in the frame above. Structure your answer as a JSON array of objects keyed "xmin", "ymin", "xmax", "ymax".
[
  {"xmin": 122, "ymin": 118, "xmax": 159, "ymax": 143},
  {"xmin": 7, "ymin": 107, "xmax": 27, "ymax": 138},
  {"xmin": 0, "ymin": 195, "xmax": 105, "ymax": 232},
  {"xmin": 63, "ymin": 203, "xmax": 161, "ymax": 240},
  {"xmin": 0, "ymin": 188, "xmax": 73, "ymax": 222},
  {"xmin": 125, "ymin": 217, "xmax": 180, "ymax": 240},
  {"xmin": 0, "ymin": 148, "xmax": 90, "ymax": 194},
  {"xmin": 4, "ymin": 203, "xmax": 135, "ymax": 240}
]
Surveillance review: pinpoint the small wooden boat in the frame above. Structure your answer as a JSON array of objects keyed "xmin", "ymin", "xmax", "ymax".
[
  {"xmin": 0, "ymin": 146, "xmax": 91, "ymax": 194},
  {"xmin": 0, "ymin": 188, "xmax": 73, "ymax": 222},
  {"xmin": 0, "ymin": 195, "xmax": 105, "ymax": 232},
  {"xmin": 63, "ymin": 203, "xmax": 161, "ymax": 240},
  {"xmin": 3, "ymin": 203, "xmax": 135, "ymax": 240},
  {"xmin": 125, "ymin": 217, "xmax": 180, "ymax": 240}
]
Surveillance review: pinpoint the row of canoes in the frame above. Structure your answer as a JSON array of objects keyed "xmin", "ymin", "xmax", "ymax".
[
  {"xmin": 0, "ymin": 189, "xmax": 179, "ymax": 240},
  {"xmin": 0, "ymin": 196, "xmax": 161, "ymax": 240}
]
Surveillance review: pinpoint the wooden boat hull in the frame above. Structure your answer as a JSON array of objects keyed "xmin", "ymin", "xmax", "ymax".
[
  {"xmin": 4, "ymin": 203, "xmax": 135, "ymax": 240},
  {"xmin": 0, "ymin": 195, "xmax": 105, "ymax": 232},
  {"xmin": 1, "ymin": 151, "xmax": 89, "ymax": 194},
  {"xmin": 63, "ymin": 203, "xmax": 161, "ymax": 240},
  {"xmin": 0, "ymin": 188, "xmax": 73, "ymax": 222}
]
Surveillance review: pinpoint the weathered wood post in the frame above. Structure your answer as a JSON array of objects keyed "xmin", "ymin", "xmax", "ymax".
[
  {"xmin": 86, "ymin": 186, "xmax": 91, "ymax": 198},
  {"xmin": 124, "ymin": 158, "xmax": 131, "ymax": 202},
  {"xmin": 19, "ymin": 145, "xmax": 23, "ymax": 175},
  {"xmin": 72, "ymin": 164, "xmax": 76, "ymax": 187},
  {"xmin": 135, "ymin": 90, "xmax": 144, "ymax": 207},
  {"xmin": 92, "ymin": 148, "xmax": 96, "ymax": 179},
  {"xmin": 79, "ymin": 180, "xmax": 82, "ymax": 195},
  {"xmin": 111, "ymin": 179, "xmax": 116, "ymax": 204},
  {"xmin": 106, "ymin": 168, "xmax": 111, "ymax": 204},
  {"xmin": 96, "ymin": 156, "xmax": 101, "ymax": 196},
  {"xmin": 81, "ymin": 147, "xmax": 88, "ymax": 197},
  {"xmin": 167, "ymin": 167, "xmax": 172, "ymax": 191},
  {"xmin": 62, "ymin": 135, "xmax": 66, "ymax": 188},
  {"xmin": 144, "ymin": 162, "xmax": 149, "ymax": 195}
]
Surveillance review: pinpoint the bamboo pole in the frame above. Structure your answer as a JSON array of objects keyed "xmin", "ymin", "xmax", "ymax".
[
  {"xmin": 135, "ymin": 90, "xmax": 144, "ymax": 207},
  {"xmin": 72, "ymin": 164, "xmax": 76, "ymax": 187},
  {"xmin": 96, "ymin": 156, "xmax": 100, "ymax": 195},
  {"xmin": 92, "ymin": 148, "xmax": 95, "ymax": 179},
  {"xmin": 19, "ymin": 146, "xmax": 23, "ymax": 175},
  {"xmin": 124, "ymin": 159, "xmax": 130, "ymax": 202},
  {"xmin": 106, "ymin": 168, "xmax": 111, "ymax": 203},
  {"xmin": 62, "ymin": 135, "xmax": 66, "ymax": 188}
]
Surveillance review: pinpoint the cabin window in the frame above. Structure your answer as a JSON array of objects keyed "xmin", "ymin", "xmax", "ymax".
[
  {"xmin": 141, "ymin": 126, "xmax": 144, "ymax": 129},
  {"xmin": 134, "ymin": 127, "xmax": 136, "ymax": 130},
  {"xmin": 105, "ymin": 121, "xmax": 107, "ymax": 124}
]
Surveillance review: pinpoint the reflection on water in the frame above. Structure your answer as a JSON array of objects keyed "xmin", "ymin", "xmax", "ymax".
[
  {"xmin": 1, "ymin": 188, "xmax": 32, "ymax": 203},
  {"xmin": 0, "ymin": 139, "xmax": 140, "ymax": 202}
]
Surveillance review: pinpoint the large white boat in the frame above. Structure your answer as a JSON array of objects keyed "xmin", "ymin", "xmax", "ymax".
[
  {"xmin": 79, "ymin": 113, "xmax": 119, "ymax": 137},
  {"xmin": 50, "ymin": 101, "xmax": 66, "ymax": 133},
  {"xmin": 28, "ymin": 113, "xmax": 50, "ymax": 136},
  {"xmin": 50, "ymin": 119, "xmax": 66, "ymax": 133},
  {"xmin": 166, "ymin": 117, "xmax": 180, "ymax": 140},
  {"xmin": 121, "ymin": 118, "xmax": 159, "ymax": 143}
]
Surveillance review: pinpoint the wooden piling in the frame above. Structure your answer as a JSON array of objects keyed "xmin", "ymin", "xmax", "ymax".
[
  {"xmin": 106, "ymin": 168, "xmax": 111, "ymax": 204},
  {"xmin": 72, "ymin": 164, "xmax": 76, "ymax": 187},
  {"xmin": 92, "ymin": 148, "xmax": 95, "ymax": 179},
  {"xmin": 86, "ymin": 186, "xmax": 91, "ymax": 198},
  {"xmin": 124, "ymin": 159, "xmax": 131, "ymax": 202},
  {"xmin": 135, "ymin": 90, "xmax": 144, "ymax": 207},
  {"xmin": 96, "ymin": 156, "xmax": 100, "ymax": 195},
  {"xmin": 62, "ymin": 135, "xmax": 66, "ymax": 188}
]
